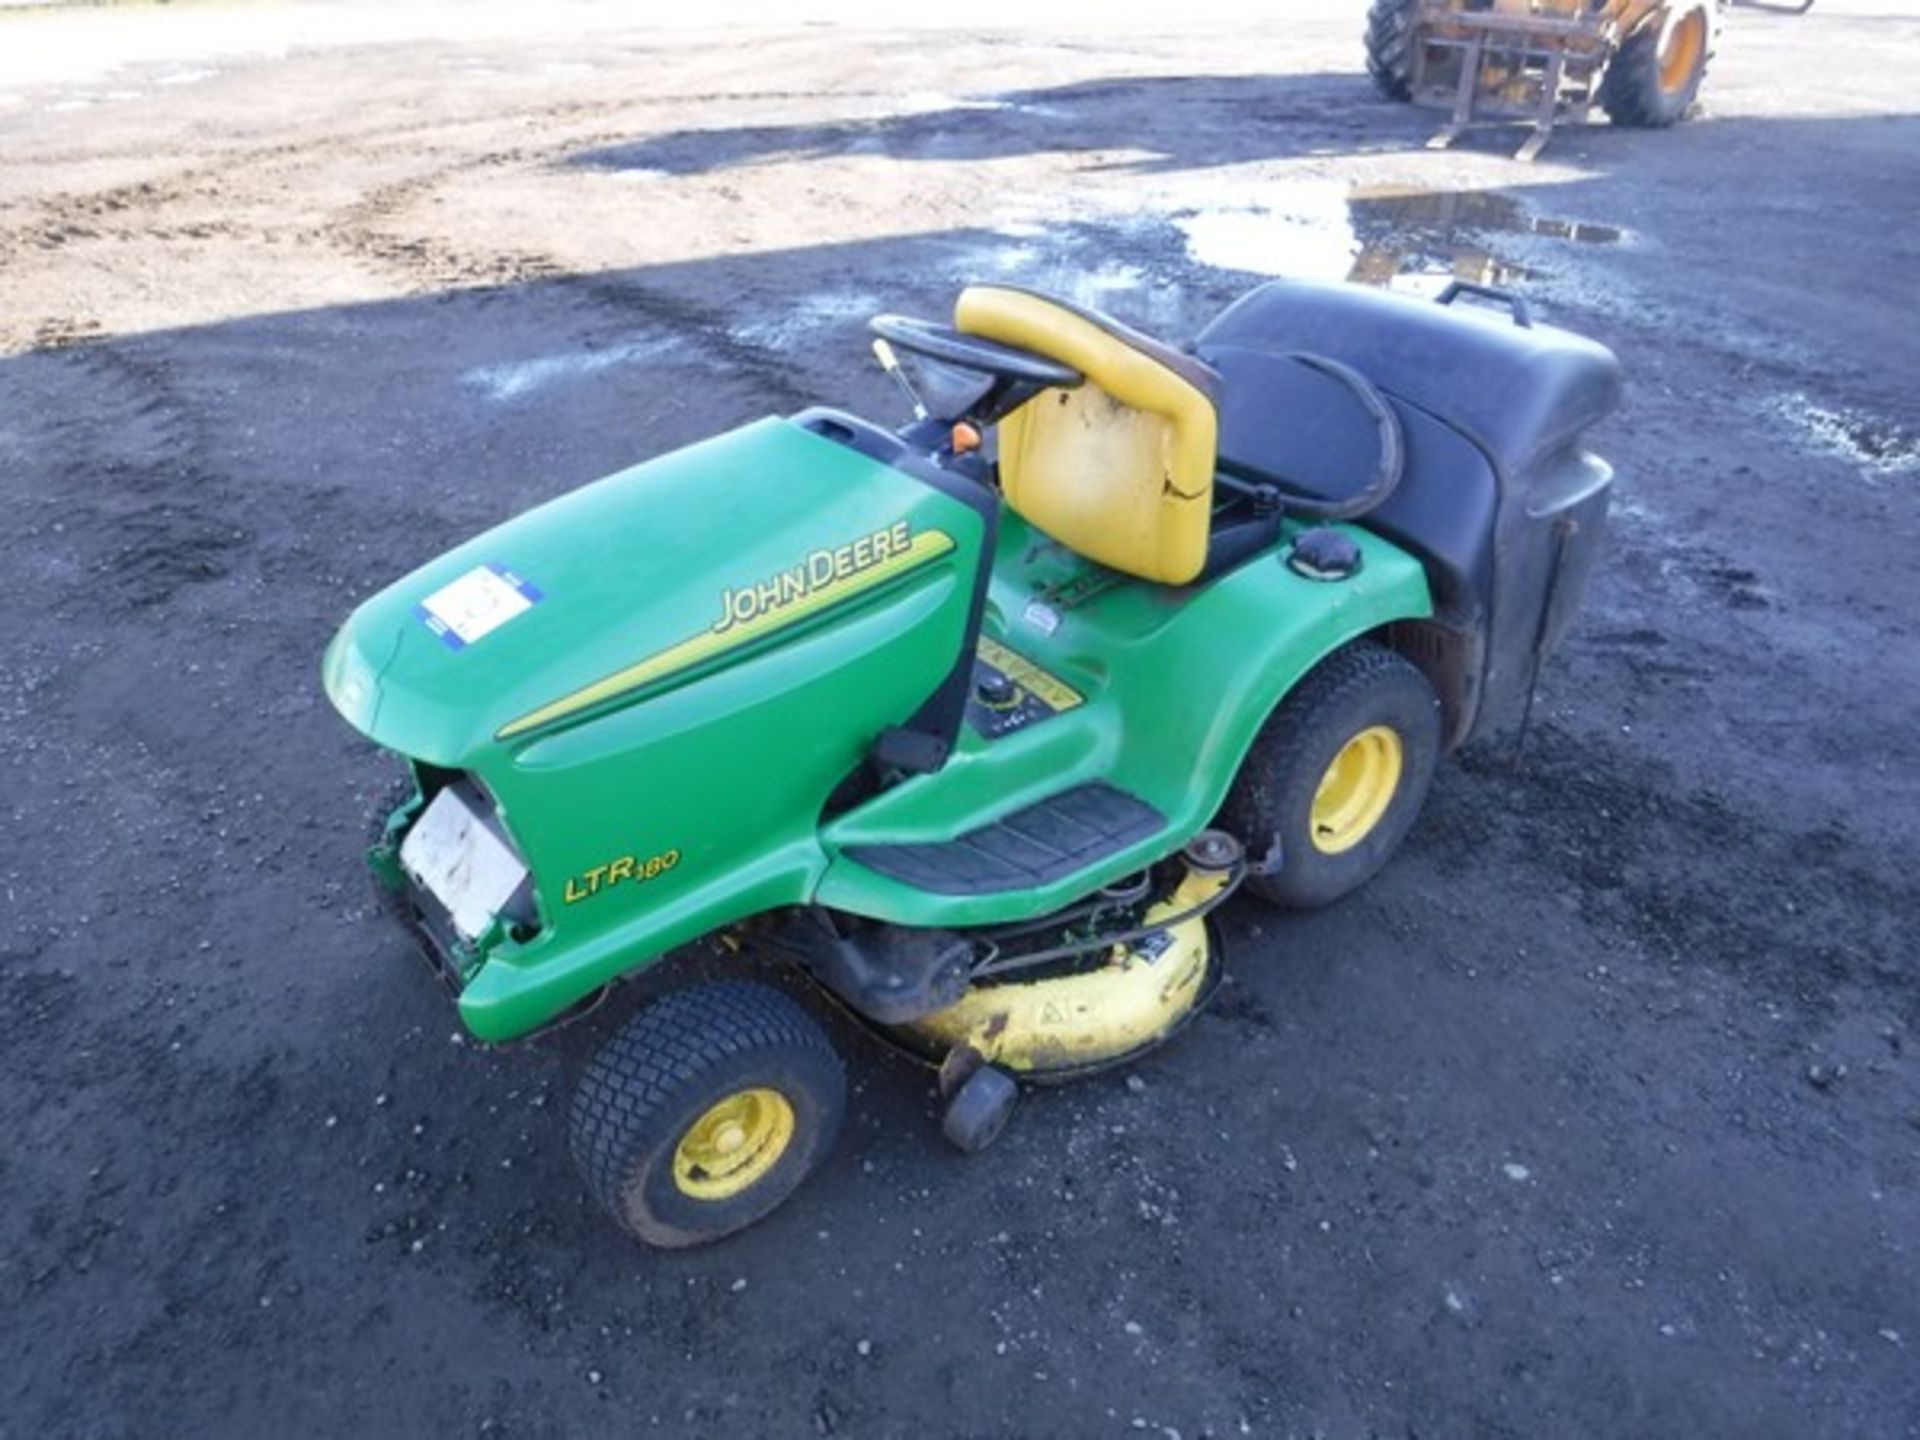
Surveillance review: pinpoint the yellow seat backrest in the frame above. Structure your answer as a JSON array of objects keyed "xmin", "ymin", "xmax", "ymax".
[{"xmin": 954, "ymin": 286, "xmax": 1220, "ymax": 587}]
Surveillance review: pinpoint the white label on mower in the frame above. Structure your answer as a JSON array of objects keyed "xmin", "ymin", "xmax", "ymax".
[
  {"xmin": 400, "ymin": 787, "xmax": 529, "ymax": 940},
  {"xmin": 1021, "ymin": 598, "xmax": 1061, "ymax": 637},
  {"xmin": 418, "ymin": 564, "xmax": 540, "ymax": 649}
]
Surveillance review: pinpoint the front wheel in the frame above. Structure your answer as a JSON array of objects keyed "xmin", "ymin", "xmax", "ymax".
[
  {"xmin": 570, "ymin": 981, "xmax": 846, "ymax": 1248},
  {"xmin": 1599, "ymin": 3, "xmax": 1716, "ymax": 129},
  {"xmin": 1219, "ymin": 641, "xmax": 1442, "ymax": 910},
  {"xmin": 1364, "ymin": 0, "xmax": 1421, "ymax": 103}
]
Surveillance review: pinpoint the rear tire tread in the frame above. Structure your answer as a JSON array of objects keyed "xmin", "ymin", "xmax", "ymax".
[
  {"xmin": 1365, "ymin": 0, "xmax": 1421, "ymax": 103},
  {"xmin": 1220, "ymin": 641, "xmax": 1441, "ymax": 911},
  {"xmin": 1599, "ymin": 4, "xmax": 1716, "ymax": 129}
]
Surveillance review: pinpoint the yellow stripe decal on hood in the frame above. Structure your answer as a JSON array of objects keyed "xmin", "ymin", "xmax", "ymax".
[{"xmin": 497, "ymin": 525, "xmax": 955, "ymax": 740}]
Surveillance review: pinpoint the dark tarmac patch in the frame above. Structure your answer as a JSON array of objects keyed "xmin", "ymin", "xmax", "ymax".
[{"xmin": 1441, "ymin": 726, "xmax": 1916, "ymax": 1026}]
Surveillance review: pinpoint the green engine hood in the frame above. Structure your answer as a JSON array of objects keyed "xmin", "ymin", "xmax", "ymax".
[{"xmin": 323, "ymin": 416, "xmax": 959, "ymax": 765}]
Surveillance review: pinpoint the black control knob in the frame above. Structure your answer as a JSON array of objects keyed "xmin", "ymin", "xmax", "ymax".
[{"xmin": 975, "ymin": 671, "xmax": 1019, "ymax": 708}]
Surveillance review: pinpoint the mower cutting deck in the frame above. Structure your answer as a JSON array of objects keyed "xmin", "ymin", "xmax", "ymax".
[{"xmin": 325, "ymin": 277, "xmax": 1621, "ymax": 1246}]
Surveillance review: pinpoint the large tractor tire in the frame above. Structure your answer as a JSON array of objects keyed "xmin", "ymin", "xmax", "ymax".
[
  {"xmin": 570, "ymin": 981, "xmax": 846, "ymax": 1248},
  {"xmin": 1220, "ymin": 642, "xmax": 1442, "ymax": 911},
  {"xmin": 1364, "ymin": 0, "xmax": 1421, "ymax": 103},
  {"xmin": 1599, "ymin": 2, "xmax": 1717, "ymax": 128}
]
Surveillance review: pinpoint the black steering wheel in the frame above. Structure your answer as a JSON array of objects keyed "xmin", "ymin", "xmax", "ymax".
[{"xmin": 869, "ymin": 314, "xmax": 1083, "ymax": 392}]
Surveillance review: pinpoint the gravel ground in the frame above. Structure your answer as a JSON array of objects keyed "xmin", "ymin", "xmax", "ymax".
[{"xmin": 2, "ymin": 3, "xmax": 1917, "ymax": 1437}]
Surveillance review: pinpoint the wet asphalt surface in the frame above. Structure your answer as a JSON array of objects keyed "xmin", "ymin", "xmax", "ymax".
[{"xmin": 2, "ymin": 4, "xmax": 1918, "ymax": 1437}]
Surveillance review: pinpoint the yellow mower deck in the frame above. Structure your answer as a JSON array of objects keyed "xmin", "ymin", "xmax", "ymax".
[{"xmin": 895, "ymin": 848, "xmax": 1233, "ymax": 1080}]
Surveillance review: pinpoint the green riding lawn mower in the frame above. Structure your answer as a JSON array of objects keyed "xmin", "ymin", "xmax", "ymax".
[{"xmin": 324, "ymin": 278, "xmax": 1622, "ymax": 1246}]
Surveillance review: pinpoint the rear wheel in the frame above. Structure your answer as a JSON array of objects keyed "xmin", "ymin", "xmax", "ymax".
[
  {"xmin": 1599, "ymin": 3, "xmax": 1716, "ymax": 129},
  {"xmin": 570, "ymin": 981, "xmax": 846, "ymax": 1248},
  {"xmin": 1364, "ymin": 0, "xmax": 1421, "ymax": 103},
  {"xmin": 1220, "ymin": 642, "xmax": 1442, "ymax": 910}
]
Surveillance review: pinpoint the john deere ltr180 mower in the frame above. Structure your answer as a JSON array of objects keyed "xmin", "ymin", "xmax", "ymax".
[{"xmin": 324, "ymin": 279, "xmax": 1622, "ymax": 1246}]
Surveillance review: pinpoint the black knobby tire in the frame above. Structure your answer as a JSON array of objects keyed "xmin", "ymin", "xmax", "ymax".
[
  {"xmin": 570, "ymin": 981, "xmax": 846, "ymax": 1248},
  {"xmin": 1599, "ymin": 3, "xmax": 1716, "ymax": 129},
  {"xmin": 1364, "ymin": 0, "xmax": 1421, "ymax": 103},
  {"xmin": 1220, "ymin": 642, "xmax": 1442, "ymax": 911}
]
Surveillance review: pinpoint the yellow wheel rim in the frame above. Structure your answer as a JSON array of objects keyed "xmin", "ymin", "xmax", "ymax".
[
  {"xmin": 1658, "ymin": 10, "xmax": 1706, "ymax": 95},
  {"xmin": 671, "ymin": 1087, "xmax": 795, "ymax": 1201},
  {"xmin": 1310, "ymin": 725, "xmax": 1404, "ymax": 855}
]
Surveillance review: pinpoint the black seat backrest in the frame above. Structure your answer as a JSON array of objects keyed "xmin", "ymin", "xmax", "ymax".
[
  {"xmin": 1195, "ymin": 280, "xmax": 1621, "ymax": 626},
  {"xmin": 1197, "ymin": 279, "xmax": 1622, "ymax": 479},
  {"xmin": 1198, "ymin": 345, "xmax": 1498, "ymax": 622}
]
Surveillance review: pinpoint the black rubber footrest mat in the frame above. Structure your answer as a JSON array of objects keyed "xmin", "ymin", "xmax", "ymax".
[{"xmin": 847, "ymin": 783, "xmax": 1165, "ymax": 896}]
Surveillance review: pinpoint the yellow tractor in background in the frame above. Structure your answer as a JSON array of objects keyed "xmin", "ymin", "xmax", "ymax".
[{"xmin": 1365, "ymin": 0, "xmax": 1719, "ymax": 160}]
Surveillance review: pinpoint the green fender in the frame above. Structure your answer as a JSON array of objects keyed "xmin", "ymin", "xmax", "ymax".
[{"xmin": 815, "ymin": 509, "xmax": 1433, "ymax": 927}]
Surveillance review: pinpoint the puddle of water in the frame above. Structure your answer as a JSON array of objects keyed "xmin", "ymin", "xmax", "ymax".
[
  {"xmin": 1176, "ymin": 180, "xmax": 1358, "ymax": 284},
  {"xmin": 1174, "ymin": 179, "xmax": 1625, "ymax": 294},
  {"xmin": 1769, "ymin": 392, "xmax": 1919, "ymax": 480},
  {"xmin": 1044, "ymin": 261, "xmax": 1155, "ymax": 314},
  {"xmin": 982, "ymin": 247, "xmax": 1147, "ymax": 297},
  {"xmin": 733, "ymin": 290, "xmax": 882, "ymax": 348},
  {"xmin": 1352, "ymin": 187, "xmax": 1624, "ymax": 246},
  {"xmin": 463, "ymin": 335, "xmax": 685, "ymax": 403},
  {"xmin": 974, "ymin": 245, "xmax": 1190, "ymax": 331}
]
